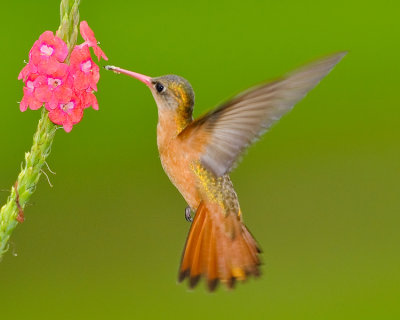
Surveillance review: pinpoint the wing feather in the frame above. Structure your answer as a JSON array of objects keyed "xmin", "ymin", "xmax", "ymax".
[{"xmin": 179, "ymin": 52, "xmax": 347, "ymax": 176}]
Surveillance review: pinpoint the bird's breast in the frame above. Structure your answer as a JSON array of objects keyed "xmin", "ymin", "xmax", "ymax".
[
  {"xmin": 156, "ymin": 117, "xmax": 239, "ymax": 215},
  {"xmin": 158, "ymin": 138, "xmax": 201, "ymax": 210}
]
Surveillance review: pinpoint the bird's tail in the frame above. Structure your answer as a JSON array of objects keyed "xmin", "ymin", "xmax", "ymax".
[{"xmin": 178, "ymin": 201, "xmax": 261, "ymax": 291}]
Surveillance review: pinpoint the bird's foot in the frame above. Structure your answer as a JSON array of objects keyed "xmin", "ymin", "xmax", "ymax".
[{"xmin": 185, "ymin": 206, "xmax": 193, "ymax": 223}]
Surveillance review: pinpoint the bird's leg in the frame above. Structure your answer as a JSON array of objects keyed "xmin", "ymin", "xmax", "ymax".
[{"xmin": 185, "ymin": 206, "xmax": 193, "ymax": 223}]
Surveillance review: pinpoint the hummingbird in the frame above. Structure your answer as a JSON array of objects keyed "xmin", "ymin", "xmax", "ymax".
[{"xmin": 105, "ymin": 52, "xmax": 346, "ymax": 291}]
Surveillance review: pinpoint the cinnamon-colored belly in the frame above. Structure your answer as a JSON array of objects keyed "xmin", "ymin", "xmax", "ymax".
[{"xmin": 159, "ymin": 140, "xmax": 201, "ymax": 211}]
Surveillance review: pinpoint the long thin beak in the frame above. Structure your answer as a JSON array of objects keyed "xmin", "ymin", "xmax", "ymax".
[{"xmin": 104, "ymin": 65, "xmax": 152, "ymax": 87}]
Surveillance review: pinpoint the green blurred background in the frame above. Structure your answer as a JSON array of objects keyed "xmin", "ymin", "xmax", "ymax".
[{"xmin": 1, "ymin": 0, "xmax": 399, "ymax": 319}]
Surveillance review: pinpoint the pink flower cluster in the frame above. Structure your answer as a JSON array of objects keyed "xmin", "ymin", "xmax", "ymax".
[{"xmin": 18, "ymin": 21, "xmax": 108, "ymax": 132}]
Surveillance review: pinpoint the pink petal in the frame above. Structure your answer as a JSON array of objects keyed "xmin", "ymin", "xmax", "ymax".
[
  {"xmin": 19, "ymin": 63, "xmax": 38, "ymax": 81},
  {"xmin": 28, "ymin": 40, "xmax": 40, "ymax": 60},
  {"xmin": 91, "ymin": 63, "xmax": 100, "ymax": 85},
  {"xmin": 19, "ymin": 97, "xmax": 28, "ymax": 112},
  {"xmin": 81, "ymin": 91, "xmax": 95, "ymax": 109},
  {"xmin": 51, "ymin": 63, "xmax": 69, "ymax": 78},
  {"xmin": 35, "ymin": 86, "xmax": 52, "ymax": 102},
  {"xmin": 90, "ymin": 79, "xmax": 98, "ymax": 92},
  {"xmin": 48, "ymin": 108, "xmax": 66, "ymax": 125},
  {"xmin": 20, "ymin": 90, "xmax": 43, "ymax": 111},
  {"xmin": 18, "ymin": 64, "xmax": 31, "ymax": 81},
  {"xmin": 93, "ymin": 46, "xmax": 108, "ymax": 61},
  {"xmin": 54, "ymin": 86, "xmax": 73, "ymax": 103},
  {"xmin": 79, "ymin": 21, "xmax": 108, "ymax": 61},
  {"xmin": 46, "ymin": 96, "xmax": 59, "ymax": 110},
  {"xmin": 54, "ymin": 36, "xmax": 68, "ymax": 62},
  {"xmin": 33, "ymin": 75, "xmax": 48, "ymax": 87},
  {"xmin": 22, "ymin": 86, "xmax": 34, "ymax": 96},
  {"xmin": 38, "ymin": 58, "xmax": 60, "ymax": 75},
  {"xmin": 63, "ymin": 121, "xmax": 73, "ymax": 132},
  {"xmin": 70, "ymin": 45, "xmax": 91, "ymax": 70},
  {"xmin": 29, "ymin": 98, "xmax": 44, "ymax": 110},
  {"xmin": 86, "ymin": 92, "xmax": 99, "ymax": 110},
  {"xmin": 39, "ymin": 31, "xmax": 55, "ymax": 44},
  {"xmin": 73, "ymin": 71, "xmax": 90, "ymax": 91},
  {"xmin": 91, "ymin": 74, "xmax": 100, "ymax": 92},
  {"xmin": 70, "ymin": 105, "xmax": 84, "ymax": 123},
  {"xmin": 80, "ymin": 21, "xmax": 96, "ymax": 44},
  {"xmin": 30, "ymin": 48, "xmax": 42, "ymax": 66}
]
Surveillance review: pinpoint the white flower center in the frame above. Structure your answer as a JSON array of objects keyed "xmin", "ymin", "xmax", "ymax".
[
  {"xmin": 81, "ymin": 60, "xmax": 92, "ymax": 73},
  {"xmin": 48, "ymin": 78, "xmax": 62, "ymax": 88},
  {"xmin": 61, "ymin": 102, "xmax": 75, "ymax": 113},
  {"xmin": 40, "ymin": 45, "xmax": 54, "ymax": 56},
  {"xmin": 27, "ymin": 81, "xmax": 35, "ymax": 91}
]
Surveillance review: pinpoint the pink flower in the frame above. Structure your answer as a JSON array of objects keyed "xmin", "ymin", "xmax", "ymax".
[
  {"xmin": 48, "ymin": 93, "xmax": 84, "ymax": 132},
  {"xmin": 81, "ymin": 90, "xmax": 99, "ymax": 110},
  {"xmin": 79, "ymin": 21, "xmax": 108, "ymax": 61},
  {"xmin": 19, "ymin": 23, "xmax": 106, "ymax": 132},
  {"xmin": 18, "ymin": 62, "xmax": 38, "ymax": 81},
  {"xmin": 70, "ymin": 45, "xmax": 100, "ymax": 91},
  {"xmin": 19, "ymin": 74, "xmax": 45, "ymax": 112},
  {"xmin": 30, "ymin": 31, "xmax": 69, "ymax": 74},
  {"xmin": 34, "ymin": 64, "xmax": 73, "ymax": 110}
]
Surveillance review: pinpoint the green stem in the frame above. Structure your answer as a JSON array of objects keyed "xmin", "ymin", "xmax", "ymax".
[{"xmin": 0, "ymin": 0, "xmax": 80, "ymax": 260}]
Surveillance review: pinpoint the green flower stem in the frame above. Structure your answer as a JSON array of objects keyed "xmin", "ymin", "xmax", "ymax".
[{"xmin": 0, "ymin": 0, "xmax": 80, "ymax": 260}]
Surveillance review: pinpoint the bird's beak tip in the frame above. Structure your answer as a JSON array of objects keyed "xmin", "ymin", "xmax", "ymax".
[{"xmin": 104, "ymin": 65, "xmax": 152, "ymax": 87}]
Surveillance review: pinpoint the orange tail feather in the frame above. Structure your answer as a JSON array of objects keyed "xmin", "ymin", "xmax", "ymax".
[{"xmin": 178, "ymin": 201, "xmax": 261, "ymax": 291}]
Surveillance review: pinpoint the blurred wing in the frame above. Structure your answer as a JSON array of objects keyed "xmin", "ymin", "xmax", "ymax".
[{"xmin": 179, "ymin": 52, "xmax": 346, "ymax": 177}]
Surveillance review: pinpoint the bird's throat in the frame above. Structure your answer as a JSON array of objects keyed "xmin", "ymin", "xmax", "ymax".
[{"xmin": 156, "ymin": 107, "xmax": 192, "ymax": 152}]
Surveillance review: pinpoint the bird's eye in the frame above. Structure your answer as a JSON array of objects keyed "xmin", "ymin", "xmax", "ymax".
[{"xmin": 155, "ymin": 82, "xmax": 165, "ymax": 93}]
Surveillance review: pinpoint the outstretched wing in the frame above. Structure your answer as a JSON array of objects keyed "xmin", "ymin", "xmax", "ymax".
[{"xmin": 179, "ymin": 52, "xmax": 346, "ymax": 177}]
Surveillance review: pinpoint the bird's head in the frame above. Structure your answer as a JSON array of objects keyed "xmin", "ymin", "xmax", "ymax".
[{"xmin": 105, "ymin": 66, "xmax": 195, "ymax": 122}]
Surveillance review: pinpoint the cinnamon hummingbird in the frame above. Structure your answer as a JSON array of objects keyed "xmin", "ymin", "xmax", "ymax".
[{"xmin": 105, "ymin": 52, "xmax": 346, "ymax": 291}]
